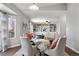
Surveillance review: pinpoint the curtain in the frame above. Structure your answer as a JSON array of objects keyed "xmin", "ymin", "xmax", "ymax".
[
  {"xmin": 0, "ymin": 12, "xmax": 2, "ymax": 51},
  {"xmin": 0, "ymin": 12, "xmax": 10, "ymax": 52}
]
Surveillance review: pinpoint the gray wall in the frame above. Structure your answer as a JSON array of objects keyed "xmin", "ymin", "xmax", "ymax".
[{"xmin": 66, "ymin": 3, "xmax": 79, "ymax": 53}]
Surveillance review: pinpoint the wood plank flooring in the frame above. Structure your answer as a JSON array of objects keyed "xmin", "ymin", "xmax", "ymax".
[
  {"xmin": 65, "ymin": 46, "xmax": 79, "ymax": 56},
  {"xmin": 0, "ymin": 46, "xmax": 69, "ymax": 56},
  {"xmin": 0, "ymin": 46, "xmax": 21, "ymax": 56}
]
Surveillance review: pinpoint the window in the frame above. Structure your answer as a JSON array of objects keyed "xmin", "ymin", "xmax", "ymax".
[
  {"xmin": 0, "ymin": 12, "xmax": 16, "ymax": 52},
  {"xmin": 8, "ymin": 16, "xmax": 16, "ymax": 39}
]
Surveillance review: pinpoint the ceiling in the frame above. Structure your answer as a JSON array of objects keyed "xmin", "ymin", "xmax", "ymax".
[
  {"xmin": 14, "ymin": 3, "xmax": 67, "ymax": 11},
  {"xmin": 13, "ymin": 3, "xmax": 67, "ymax": 19},
  {"xmin": 0, "ymin": 3, "xmax": 17, "ymax": 15}
]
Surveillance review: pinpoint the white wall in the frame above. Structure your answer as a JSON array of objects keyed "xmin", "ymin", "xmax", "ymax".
[
  {"xmin": 10, "ymin": 15, "xmax": 29, "ymax": 48},
  {"xmin": 66, "ymin": 3, "xmax": 79, "ymax": 53},
  {"xmin": 59, "ymin": 16, "xmax": 66, "ymax": 37},
  {"xmin": 53, "ymin": 16, "xmax": 66, "ymax": 37},
  {"xmin": 30, "ymin": 16, "xmax": 66, "ymax": 38},
  {"xmin": 0, "ymin": 3, "xmax": 31, "ymax": 48},
  {"xmin": 30, "ymin": 22, "xmax": 33, "ymax": 33},
  {"xmin": 56, "ymin": 22, "xmax": 60, "ymax": 35}
]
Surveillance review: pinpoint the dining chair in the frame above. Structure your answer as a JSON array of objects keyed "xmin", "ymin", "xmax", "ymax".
[{"xmin": 44, "ymin": 37, "xmax": 66, "ymax": 56}]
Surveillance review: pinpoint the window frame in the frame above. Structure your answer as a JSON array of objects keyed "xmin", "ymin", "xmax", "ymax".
[{"xmin": 8, "ymin": 15, "xmax": 16, "ymax": 39}]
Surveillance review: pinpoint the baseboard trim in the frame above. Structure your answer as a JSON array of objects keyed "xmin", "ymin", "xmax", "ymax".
[
  {"xmin": 8, "ymin": 44, "xmax": 21, "ymax": 48},
  {"xmin": 65, "ymin": 45, "xmax": 79, "ymax": 56}
]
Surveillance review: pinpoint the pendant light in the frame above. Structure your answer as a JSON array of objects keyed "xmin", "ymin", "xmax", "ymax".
[{"xmin": 29, "ymin": 3, "xmax": 39, "ymax": 10}]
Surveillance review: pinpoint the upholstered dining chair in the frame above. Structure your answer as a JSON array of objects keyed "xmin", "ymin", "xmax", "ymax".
[{"xmin": 44, "ymin": 37, "xmax": 66, "ymax": 56}]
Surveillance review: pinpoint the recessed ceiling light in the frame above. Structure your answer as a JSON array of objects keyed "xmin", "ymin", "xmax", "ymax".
[{"xmin": 29, "ymin": 3, "xmax": 39, "ymax": 11}]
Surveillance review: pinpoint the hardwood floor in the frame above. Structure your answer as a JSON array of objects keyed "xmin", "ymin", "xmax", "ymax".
[
  {"xmin": 65, "ymin": 46, "xmax": 79, "ymax": 56},
  {"xmin": 0, "ymin": 46, "xmax": 21, "ymax": 56},
  {"xmin": 0, "ymin": 46, "xmax": 70, "ymax": 56}
]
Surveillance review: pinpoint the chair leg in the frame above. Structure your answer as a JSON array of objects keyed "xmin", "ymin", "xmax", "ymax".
[
  {"xmin": 39, "ymin": 52, "xmax": 42, "ymax": 56},
  {"xmin": 40, "ymin": 51, "xmax": 45, "ymax": 56}
]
